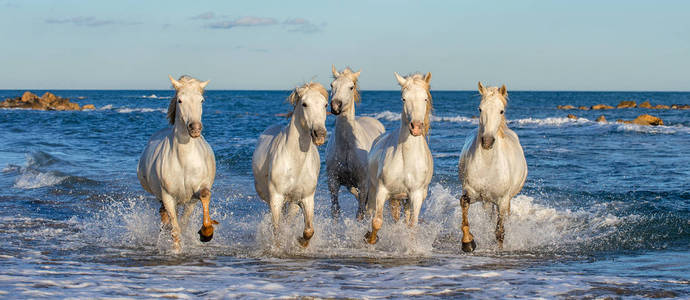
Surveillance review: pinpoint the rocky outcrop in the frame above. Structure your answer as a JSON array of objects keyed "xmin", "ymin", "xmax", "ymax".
[
  {"xmin": 638, "ymin": 100, "xmax": 652, "ymax": 108},
  {"xmin": 578, "ymin": 106, "xmax": 590, "ymax": 110},
  {"xmin": 0, "ymin": 91, "xmax": 93, "ymax": 111},
  {"xmin": 557, "ymin": 105, "xmax": 575, "ymax": 110},
  {"xmin": 82, "ymin": 104, "xmax": 96, "ymax": 110},
  {"xmin": 617, "ymin": 114, "xmax": 664, "ymax": 126},
  {"xmin": 596, "ymin": 115, "xmax": 607, "ymax": 123},
  {"xmin": 652, "ymin": 104, "xmax": 670, "ymax": 109},
  {"xmin": 671, "ymin": 104, "xmax": 690, "ymax": 110},
  {"xmin": 591, "ymin": 104, "xmax": 614, "ymax": 110},
  {"xmin": 616, "ymin": 100, "xmax": 637, "ymax": 108},
  {"xmin": 567, "ymin": 114, "xmax": 577, "ymax": 119}
]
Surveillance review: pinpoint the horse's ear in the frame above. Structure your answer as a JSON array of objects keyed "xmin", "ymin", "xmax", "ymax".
[
  {"xmin": 200, "ymin": 80, "xmax": 210, "ymax": 90},
  {"xmin": 478, "ymin": 81, "xmax": 486, "ymax": 95},
  {"xmin": 394, "ymin": 72, "xmax": 406, "ymax": 86},
  {"xmin": 331, "ymin": 65, "xmax": 340, "ymax": 77},
  {"xmin": 353, "ymin": 70, "xmax": 361, "ymax": 79},
  {"xmin": 424, "ymin": 72, "xmax": 432, "ymax": 84},
  {"xmin": 499, "ymin": 84, "xmax": 507, "ymax": 97},
  {"xmin": 169, "ymin": 75, "xmax": 182, "ymax": 90}
]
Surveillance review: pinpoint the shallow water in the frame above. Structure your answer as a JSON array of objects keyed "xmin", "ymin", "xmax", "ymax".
[{"xmin": 0, "ymin": 90, "xmax": 688, "ymax": 298}]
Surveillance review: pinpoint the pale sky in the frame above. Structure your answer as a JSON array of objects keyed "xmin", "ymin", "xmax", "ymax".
[{"xmin": 1, "ymin": 0, "xmax": 688, "ymax": 90}]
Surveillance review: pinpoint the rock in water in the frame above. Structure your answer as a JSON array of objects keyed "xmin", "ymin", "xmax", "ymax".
[
  {"xmin": 578, "ymin": 106, "xmax": 590, "ymax": 110},
  {"xmin": 567, "ymin": 114, "xmax": 577, "ymax": 119},
  {"xmin": 639, "ymin": 100, "xmax": 652, "ymax": 108},
  {"xmin": 557, "ymin": 105, "xmax": 575, "ymax": 110},
  {"xmin": 652, "ymin": 104, "xmax": 670, "ymax": 109},
  {"xmin": 617, "ymin": 114, "xmax": 664, "ymax": 126},
  {"xmin": 616, "ymin": 100, "xmax": 637, "ymax": 108},
  {"xmin": 0, "ymin": 91, "xmax": 83, "ymax": 111},
  {"xmin": 591, "ymin": 104, "xmax": 614, "ymax": 110},
  {"xmin": 82, "ymin": 104, "xmax": 96, "ymax": 110},
  {"xmin": 596, "ymin": 115, "xmax": 607, "ymax": 123}
]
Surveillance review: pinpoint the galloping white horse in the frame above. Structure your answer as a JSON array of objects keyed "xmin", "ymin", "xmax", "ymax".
[
  {"xmin": 137, "ymin": 75, "xmax": 217, "ymax": 253},
  {"xmin": 364, "ymin": 72, "xmax": 434, "ymax": 244},
  {"xmin": 458, "ymin": 82, "xmax": 527, "ymax": 252},
  {"xmin": 326, "ymin": 65, "xmax": 385, "ymax": 219},
  {"xmin": 252, "ymin": 82, "xmax": 328, "ymax": 247}
]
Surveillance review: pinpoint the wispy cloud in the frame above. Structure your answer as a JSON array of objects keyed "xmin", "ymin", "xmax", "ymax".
[
  {"xmin": 283, "ymin": 18, "xmax": 323, "ymax": 34},
  {"xmin": 207, "ymin": 17, "xmax": 278, "ymax": 29},
  {"xmin": 45, "ymin": 16, "xmax": 140, "ymax": 27},
  {"xmin": 190, "ymin": 12, "xmax": 215, "ymax": 20}
]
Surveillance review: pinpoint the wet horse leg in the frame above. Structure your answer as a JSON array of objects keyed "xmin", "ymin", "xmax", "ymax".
[
  {"xmin": 365, "ymin": 184, "xmax": 388, "ymax": 244},
  {"xmin": 161, "ymin": 192, "xmax": 181, "ymax": 253},
  {"xmin": 328, "ymin": 177, "xmax": 341, "ymax": 218},
  {"xmin": 197, "ymin": 188, "xmax": 218, "ymax": 243},
  {"xmin": 298, "ymin": 194, "xmax": 315, "ymax": 247},
  {"xmin": 496, "ymin": 198, "xmax": 510, "ymax": 250},
  {"xmin": 390, "ymin": 198, "xmax": 401, "ymax": 223},
  {"xmin": 460, "ymin": 192, "xmax": 476, "ymax": 252},
  {"xmin": 159, "ymin": 203, "xmax": 171, "ymax": 230}
]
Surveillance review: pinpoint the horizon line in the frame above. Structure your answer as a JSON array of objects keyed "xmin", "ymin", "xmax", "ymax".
[{"xmin": 1, "ymin": 89, "xmax": 689, "ymax": 93}]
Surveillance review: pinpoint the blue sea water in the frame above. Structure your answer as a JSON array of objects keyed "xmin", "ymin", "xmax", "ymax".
[{"xmin": 0, "ymin": 89, "xmax": 688, "ymax": 298}]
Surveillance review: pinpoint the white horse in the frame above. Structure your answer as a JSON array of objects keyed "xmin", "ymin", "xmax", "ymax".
[
  {"xmin": 364, "ymin": 72, "xmax": 434, "ymax": 244},
  {"xmin": 137, "ymin": 75, "xmax": 217, "ymax": 253},
  {"xmin": 252, "ymin": 82, "xmax": 328, "ymax": 247},
  {"xmin": 458, "ymin": 82, "xmax": 527, "ymax": 252},
  {"xmin": 326, "ymin": 65, "xmax": 385, "ymax": 219}
]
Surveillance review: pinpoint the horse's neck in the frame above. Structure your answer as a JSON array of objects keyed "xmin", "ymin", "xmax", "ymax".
[
  {"xmin": 338, "ymin": 101, "xmax": 356, "ymax": 121},
  {"xmin": 397, "ymin": 115, "xmax": 428, "ymax": 152},
  {"xmin": 285, "ymin": 115, "xmax": 312, "ymax": 155},
  {"xmin": 171, "ymin": 121, "xmax": 200, "ymax": 156}
]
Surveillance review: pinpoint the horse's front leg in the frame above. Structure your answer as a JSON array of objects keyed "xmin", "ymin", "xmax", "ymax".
[
  {"xmin": 355, "ymin": 184, "xmax": 368, "ymax": 221},
  {"xmin": 298, "ymin": 194, "xmax": 315, "ymax": 247},
  {"xmin": 460, "ymin": 192, "xmax": 476, "ymax": 253},
  {"xmin": 179, "ymin": 202, "xmax": 195, "ymax": 229},
  {"xmin": 407, "ymin": 189, "xmax": 426, "ymax": 228},
  {"xmin": 269, "ymin": 193, "xmax": 285, "ymax": 244},
  {"xmin": 495, "ymin": 198, "xmax": 511, "ymax": 250},
  {"xmin": 198, "ymin": 188, "xmax": 218, "ymax": 243},
  {"xmin": 159, "ymin": 203, "xmax": 171, "ymax": 230},
  {"xmin": 161, "ymin": 192, "xmax": 182, "ymax": 253},
  {"xmin": 327, "ymin": 175, "xmax": 340, "ymax": 219},
  {"xmin": 390, "ymin": 198, "xmax": 401, "ymax": 223},
  {"xmin": 365, "ymin": 183, "xmax": 387, "ymax": 244}
]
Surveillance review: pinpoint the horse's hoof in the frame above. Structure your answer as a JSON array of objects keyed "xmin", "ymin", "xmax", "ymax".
[
  {"xmin": 364, "ymin": 231, "xmax": 378, "ymax": 244},
  {"xmin": 198, "ymin": 230, "xmax": 213, "ymax": 243},
  {"xmin": 298, "ymin": 237, "xmax": 311, "ymax": 248},
  {"xmin": 462, "ymin": 240, "xmax": 476, "ymax": 253}
]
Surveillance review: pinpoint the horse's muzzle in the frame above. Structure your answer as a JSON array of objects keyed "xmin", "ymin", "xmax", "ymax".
[
  {"xmin": 330, "ymin": 100, "xmax": 342, "ymax": 115},
  {"xmin": 481, "ymin": 136, "xmax": 495, "ymax": 149},
  {"xmin": 311, "ymin": 128, "xmax": 327, "ymax": 146},
  {"xmin": 409, "ymin": 121, "xmax": 424, "ymax": 136},
  {"xmin": 188, "ymin": 122, "xmax": 202, "ymax": 138}
]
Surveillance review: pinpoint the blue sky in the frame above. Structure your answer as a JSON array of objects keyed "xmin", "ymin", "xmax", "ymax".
[{"xmin": 0, "ymin": 0, "xmax": 688, "ymax": 90}]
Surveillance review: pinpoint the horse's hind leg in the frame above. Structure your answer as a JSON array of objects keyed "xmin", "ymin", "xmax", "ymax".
[
  {"xmin": 159, "ymin": 203, "xmax": 171, "ymax": 230},
  {"xmin": 356, "ymin": 185, "xmax": 367, "ymax": 221},
  {"xmin": 298, "ymin": 195, "xmax": 315, "ymax": 247},
  {"xmin": 460, "ymin": 192, "xmax": 476, "ymax": 253},
  {"xmin": 198, "ymin": 188, "xmax": 218, "ymax": 243},
  {"xmin": 495, "ymin": 199, "xmax": 511, "ymax": 250},
  {"xmin": 390, "ymin": 198, "xmax": 401, "ymax": 223},
  {"xmin": 328, "ymin": 177, "xmax": 341, "ymax": 218}
]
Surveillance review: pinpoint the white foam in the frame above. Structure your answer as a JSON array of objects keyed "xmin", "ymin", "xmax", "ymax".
[
  {"xmin": 13, "ymin": 169, "xmax": 66, "ymax": 189},
  {"xmin": 116, "ymin": 107, "xmax": 166, "ymax": 114}
]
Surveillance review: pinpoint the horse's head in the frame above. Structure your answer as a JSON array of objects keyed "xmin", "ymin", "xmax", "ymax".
[
  {"xmin": 477, "ymin": 81, "xmax": 508, "ymax": 150},
  {"xmin": 395, "ymin": 72, "xmax": 432, "ymax": 137},
  {"xmin": 288, "ymin": 82, "xmax": 328, "ymax": 146},
  {"xmin": 329, "ymin": 65, "xmax": 361, "ymax": 115},
  {"xmin": 168, "ymin": 75, "xmax": 209, "ymax": 139}
]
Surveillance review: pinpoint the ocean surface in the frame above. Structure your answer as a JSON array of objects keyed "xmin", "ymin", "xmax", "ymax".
[{"xmin": 0, "ymin": 89, "xmax": 688, "ymax": 298}]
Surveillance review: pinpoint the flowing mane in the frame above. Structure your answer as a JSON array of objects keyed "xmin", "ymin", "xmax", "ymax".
[
  {"xmin": 479, "ymin": 86, "xmax": 509, "ymax": 138},
  {"xmin": 167, "ymin": 75, "xmax": 206, "ymax": 125},
  {"xmin": 284, "ymin": 82, "xmax": 329, "ymax": 118},
  {"xmin": 332, "ymin": 67, "xmax": 361, "ymax": 103},
  {"xmin": 401, "ymin": 73, "xmax": 433, "ymax": 136}
]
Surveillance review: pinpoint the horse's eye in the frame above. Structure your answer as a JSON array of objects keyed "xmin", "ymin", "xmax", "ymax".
[
  {"xmin": 425, "ymin": 98, "xmax": 428, "ymax": 102},
  {"xmin": 324, "ymin": 104, "xmax": 328, "ymax": 108},
  {"xmin": 402, "ymin": 98, "xmax": 406, "ymax": 102},
  {"xmin": 500, "ymin": 110, "xmax": 504, "ymax": 114},
  {"xmin": 178, "ymin": 100, "xmax": 182, "ymax": 104},
  {"xmin": 478, "ymin": 108, "xmax": 482, "ymax": 112},
  {"xmin": 201, "ymin": 99, "xmax": 205, "ymax": 103},
  {"xmin": 302, "ymin": 103, "xmax": 307, "ymax": 107},
  {"xmin": 349, "ymin": 86, "xmax": 354, "ymax": 90}
]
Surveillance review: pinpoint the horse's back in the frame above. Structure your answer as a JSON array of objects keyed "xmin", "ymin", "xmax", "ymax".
[
  {"xmin": 137, "ymin": 127, "xmax": 173, "ymax": 196},
  {"xmin": 356, "ymin": 116, "xmax": 385, "ymax": 145},
  {"xmin": 252, "ymin": 124, "xmax": 283, "ymax": 201}
]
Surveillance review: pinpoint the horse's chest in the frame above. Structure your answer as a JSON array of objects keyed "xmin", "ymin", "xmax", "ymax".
[
  {"xmin": 382, "ymin": 150, "xmax": 431, "ymax": 192},
  {"xmin": 465, "ymin": 158, "xmax": 511, "ymax": 198}
]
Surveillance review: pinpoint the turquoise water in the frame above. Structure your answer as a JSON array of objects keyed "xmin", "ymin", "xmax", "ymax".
[{"xmin": 0, "ymin": 90, "xmax": 688, "ymax": 298}]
